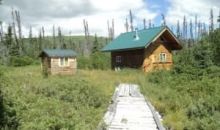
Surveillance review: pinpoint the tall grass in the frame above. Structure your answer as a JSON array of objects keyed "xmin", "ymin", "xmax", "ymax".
[
  {"xmin": 1, "ymin": 65, "xmax": 219, "ymax": 130},
  {"xmin": 2, "ymin": 66, "xmax": 144, "ymax": 129}
]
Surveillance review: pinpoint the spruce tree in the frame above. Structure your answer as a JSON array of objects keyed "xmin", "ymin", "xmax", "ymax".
[
  {"xmin": 5, "ymin": 26, "xmax": 19, "ymax": 56},
  {"xmin": 58, "ymin": 27, "xmax": 63, "ymax": 46},
  {"xmin": 218, "ymin": 11, "xmax": 220, "ymax": 28},
  {"xmin": 194, "ymin": 15, "xmax": 198, "ymax": 42},
  {"xmin": 92, "ymin": 34, "xmax": 99, "ymax": 53},
  {"xmin": 176, "ymin": 20, "xmax": 181, "ymax": 39},
  {"xmin": 209, "ymin": 8, "xmax": 214, "ymax": 33},
  {"xmin": 189, "ymin": 19, "xmax": 194, "ymax": 46},
  {"xmin": 183, "ymin": 16, "xmax": 187, "ymax": 40},
  {"xmin": 38, "ymin": 30, "xmax": 42, "ymax": 52}
]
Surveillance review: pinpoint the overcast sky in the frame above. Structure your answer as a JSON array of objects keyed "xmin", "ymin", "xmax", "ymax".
[{"xmin": 0, "ymin": 0, "xmax": 219, "ymax": 37}]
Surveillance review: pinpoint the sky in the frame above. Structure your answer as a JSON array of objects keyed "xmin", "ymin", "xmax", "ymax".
[{"xmin": 0, "ymin": 0, "xmax": 220, "ymax": 37}]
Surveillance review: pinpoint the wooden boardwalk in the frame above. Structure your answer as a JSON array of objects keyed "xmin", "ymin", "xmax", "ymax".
[{"xmin": 99, "ymin": 84, "xmax": 164, "ymax": 130}]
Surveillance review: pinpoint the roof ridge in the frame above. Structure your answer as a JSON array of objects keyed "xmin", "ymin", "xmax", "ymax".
[
  {"xmin": 119, "ymin": 26, "xmax": 165, "ymax": 35},
  {"xmin": 102, "ymin": 26, "xmax": 169, "ymax": 52}
]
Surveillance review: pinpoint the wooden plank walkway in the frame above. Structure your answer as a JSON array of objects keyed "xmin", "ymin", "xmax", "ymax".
[{"xmin": 99, "ymin": 84, "xmax": 165, "ymax": 130}]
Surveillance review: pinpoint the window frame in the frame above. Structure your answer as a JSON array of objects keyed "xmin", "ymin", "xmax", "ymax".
[
  {"xmin": 159, "ymin": 53, "xmax": 167, "ymax": 62},
  {"xmin": 116, "ymin": 56, "xmax": 122, "ymax": 63},
  {"xmin": 59, "ymin": 57, "xmax": 69, "ymax": 67}
]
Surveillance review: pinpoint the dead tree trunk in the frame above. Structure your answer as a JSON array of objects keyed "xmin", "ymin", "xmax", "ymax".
[
  {"xmin": 161, "ymin": 14, "xmax": 166, "ymax": 26},
  {"xmin": 129, "ymin": 10, "xmax": 134, "ymax": 31},
  {"xmin": 0, "ymin": 21, "xmax": 3, "ymax": 42},
  {"xmin": 107, "ymin": 19, "xmax": 115, "ymax": 41},
  {"xmin": 83, "ymin": 19, "xmax": 90, "ymax": 56},
  {"xmin": 11, "ymin": 9, "xmax": 19, "ymax": 50},
  {"xmin": 143, "ymin": 19, "xmax": 146, "ymax": 29},
  {"xmin": 15, "ymin": 10, "xmax": 23, "ymax": 55},
  {"xmin": 52, "ymin": 25, "xmax": 56, "ymax": 48},
  {"xmin": 125, "ymin": 18, "xmax": 129, "ymax": 32},
  {"xmin": 148, "ymin": 19, "xmax": 152, "ymax": 29},
  {"xmin": 15, "ymin": 10, "xmax": 22, "ymax": 39}
]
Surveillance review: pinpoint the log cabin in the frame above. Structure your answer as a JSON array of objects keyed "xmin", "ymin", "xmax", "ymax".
[
  {"xmin": 39, "ymin": 49, "xmax": 77, "ymax": 75},
  {"xmin": 102, "ymin": 26, "xmax": 182, "ymax": 72}
]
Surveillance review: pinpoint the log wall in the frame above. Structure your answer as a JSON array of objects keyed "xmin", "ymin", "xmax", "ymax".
[
  {"xmin": 50, "ymin": 57, "xmax": 77, "ymax": 75},
  {"xmin": 143, "ymin": 39, "xmax": 173, "ymax": 72},
  {"xmin": 111, "ymin": 49, "xmax": 144, "ymax": 69}
]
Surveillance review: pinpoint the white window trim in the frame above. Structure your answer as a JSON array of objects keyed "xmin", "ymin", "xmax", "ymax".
[
  {"xmin": 116, "ymin": 56, "xmax": 122, "ymax": 63},
  {"xmin": 159, "ymin": 53, "xmax": 167, "ymax": 62},
  {"xmin": 59, "ymin": 57, "xmax": 69, "ymax": 67}
]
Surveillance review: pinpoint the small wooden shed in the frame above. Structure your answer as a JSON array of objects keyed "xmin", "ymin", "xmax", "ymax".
[
  {"xmin": 102, "ymin": 26, "xmax": 182, "ymax": 72},
  {"xmin": 39, "ymin": 49, "xmax": 77, "ymax": 75}
]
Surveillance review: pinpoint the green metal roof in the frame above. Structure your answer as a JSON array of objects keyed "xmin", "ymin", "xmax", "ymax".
[
  {"xmin": 40, "ymin": 49, "xmax": 77, "ymax": 57},
  {"xmin": 102, "ymin": 26, "xmax": 166, "ymax": 52}
]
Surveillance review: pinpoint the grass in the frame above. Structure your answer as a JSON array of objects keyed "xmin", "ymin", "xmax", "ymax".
[
  {"xmin": 1, "ymin": 65, "xmax": 220, "ymax": 130},
  {"xmin": 2, "ymin": 66, "xmax": 144, "ymax": 130}
]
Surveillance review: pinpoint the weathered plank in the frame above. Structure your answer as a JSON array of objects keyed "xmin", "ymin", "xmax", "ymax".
[{"xmin": 99, "ymin": 84, "xmax": 165, "ymax": 130}]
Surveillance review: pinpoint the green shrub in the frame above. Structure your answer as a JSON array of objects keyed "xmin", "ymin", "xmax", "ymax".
[
  {"xmin": 0, "ymin": 67, "xmax": 19, "ymax": 129},
  {"xmin": 78, "ymin": 52, "xmax": 110, "ymax": 70},
  {"xmin": 91, "ymin": 52, "xmax": 110, "ymax": 70},
  {"xmin": 77, "ymin": 56, "xmax": 92, "ymax": 69},
  {"xmin": 9, "ymin": 56, "xmax": 34, "ymax": 67}
]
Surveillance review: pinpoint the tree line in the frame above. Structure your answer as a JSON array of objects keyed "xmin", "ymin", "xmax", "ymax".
[
  {"xmin": 0, "ymin": 9, "xmax": 110, "ymax": 66},
  {"xmin": 0, "ymin": 8, "xmax": 220, "ymax": 66}
]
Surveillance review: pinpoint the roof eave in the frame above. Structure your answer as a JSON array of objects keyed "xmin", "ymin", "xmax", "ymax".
[
  {"xmin": 144, "ymin": 27, "xmax": 183, "ymax": 50},
  {"xmin": 144, "ymin": 27, "xmax": 167, "ymax": 49},
  {"xmin": 102, "ymin": 47, "xmax": 145, "ymax": 52},
  {"xmin": 164, "ymin": 27, "xmax": 182, "ymax": 49}
]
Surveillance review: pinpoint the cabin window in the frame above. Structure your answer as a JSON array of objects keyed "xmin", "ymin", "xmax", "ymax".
[
  {"xmin": 116, "ymin": 56, "xmax": 122, "ymax": 63},
  {"xmin": 60, "ymin": 57, "xmax": 69, "ymax": 66},
  {"xmin": 159, "ymin": 53, "xmax": 167, "ymax": 62}
]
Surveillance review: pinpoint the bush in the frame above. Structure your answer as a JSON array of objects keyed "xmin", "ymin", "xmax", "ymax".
[
  {"xmin": 0, "ymin": 67, "xmax": 19, "ymax": 129},
  {"xmin": 145, "ymin": 40, "xmax": 220, "ymax": 130},
  {"xmin": 77, "ymin": 56, "xmax": 92, "ymax": 69},
  {"xmin": 9, "ymin": 56, "xmax": 34, "ymax": 67},
  {"xmin": 78, "ymin": 52, "xmax": 110, "ymax": 70},
  {"xmin": 91, "ymin": 52, "xmax": 110, "ymax": 70}
]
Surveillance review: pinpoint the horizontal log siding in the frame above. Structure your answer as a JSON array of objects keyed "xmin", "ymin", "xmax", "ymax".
[
  {"xmin": 143, "ymin": 39, "xmax": 173, "ymax": 72},
  {"xmin": 111, "ymin": 49, "xmax": 144, "ymax": 69},
  {"xmin": 50, "ymin": 57, "xmax": 77, "ymax": 75}
]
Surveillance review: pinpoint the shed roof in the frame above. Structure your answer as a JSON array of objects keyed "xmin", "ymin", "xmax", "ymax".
[
  {"xmin": 39, "ymin": 49, "xmax": 77, "ymax": 57},
  {"xmin": 102, "ymin": 26, "xmax": 181, "ymax": 52}
]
